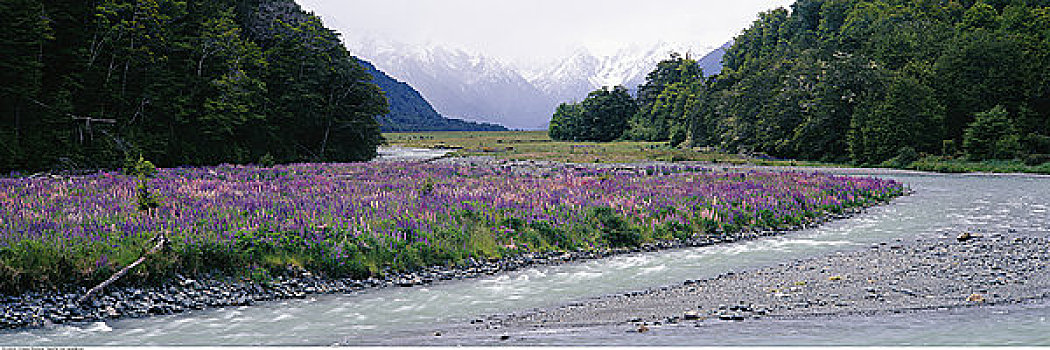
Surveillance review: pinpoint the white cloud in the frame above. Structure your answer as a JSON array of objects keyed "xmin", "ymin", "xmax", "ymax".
[{"xmin": 296, "ymin": 0, "xmax": 795, "ymax": 64}]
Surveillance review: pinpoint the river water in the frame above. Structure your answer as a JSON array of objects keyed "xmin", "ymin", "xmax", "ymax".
[
  {"xmin": 5, "ymin": 168, "xmax": 1050, "ymax": 346},
  {"xmin": 374, "ymin": 146, "xmax": 453, "ymax": 162}
]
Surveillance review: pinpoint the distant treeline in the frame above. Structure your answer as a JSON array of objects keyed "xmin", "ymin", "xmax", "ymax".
[
  {"xmin": 378, "ymin": 119, "xmax": 508, "ymax": 133},
  {"xmin": 0, "ymin": 0, "xmax": 387, "ymax": 172},
  {"xmin": 552, "ymin": 0, "xmax": 1050, "ymax": 166}
]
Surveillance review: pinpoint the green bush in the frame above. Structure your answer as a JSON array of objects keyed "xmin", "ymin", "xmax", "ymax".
[
  {"xmin": 530, "ymin": 221, "xmax": 573, "ymax": 249},
  {"xmin": 590, "ymin": 207, "xmax": 644, "ymax": 247},
  {"xmin": 1025, "ymin": 154, "xmax": 1050, "ymax": 166},
  {"xmin": 963, "ymin": 106, "xmax": 1022, "ymax": 161},
  {"xmin": 257, "ymin": 153, "xmax": 276, "ymax": 167}
]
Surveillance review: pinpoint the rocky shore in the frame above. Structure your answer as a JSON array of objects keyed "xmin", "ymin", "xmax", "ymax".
[{"xmin": 412, "ymin": 228, "xmax": 1050, "ymax": 344}]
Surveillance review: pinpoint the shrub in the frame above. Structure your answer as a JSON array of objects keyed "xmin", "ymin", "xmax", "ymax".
[
  {"xmin": 529, "ymin": 221, "xmax": 572, "ymax": 250},
  {"xmin": 1025, "ymin": 154, "xmax": 1050, "ymax": 166},
  {"xmin": 590, "ymin": 207, "xmax": 643, "ymax": 248},
  {"xmin": 963, "ymin": 106, "xmax": 1022, "ymax": 160},
  {"xmin": 881, "ymin": 146, "xmax": 919, "ymax": 168},
  {"xmin": 257, "ymin": 153, "xmax": 276, "ymax": 167}
]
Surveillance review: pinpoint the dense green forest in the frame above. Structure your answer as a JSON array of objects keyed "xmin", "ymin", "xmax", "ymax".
[
  {"xmin": 358, "ymin": 59, "xmax": 508, "ymax": 133},
  {"xmin": 553, "ymin": 0, "xmax": 1050, "ymax": 166},
  {"xmin": 0, "ymin": 0, "xmax": 388, "ymax": 172}
]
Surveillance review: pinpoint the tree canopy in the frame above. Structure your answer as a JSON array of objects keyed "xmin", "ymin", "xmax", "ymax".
[
  {"xmin": 549, "ymin": 86, "xmax": 637, "ymax": 142},
  {"xmin": 0, "ymin": 0, "xmax": 388, "ymax": 172},
  {"xmin": 552, "ymin": 0, "xmax": 1050, "ymax": 166}
]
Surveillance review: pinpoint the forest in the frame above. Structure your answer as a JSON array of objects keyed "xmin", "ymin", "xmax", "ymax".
[
  {"xmin": 552, "ymin": 0, "xmax": 1050, "ymax": 167},
  {"xmin": 0, "ymin": 0, "xmax": 387, "ymax": 172}
]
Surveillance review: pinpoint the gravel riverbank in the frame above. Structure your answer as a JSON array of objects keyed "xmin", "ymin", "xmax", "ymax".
[
  {"xmin": 0, "ymin": 208, "xmax": 864, "ymax": 331},
  {"xmin": 403, "ymin": 228, "xmax": 1050, "ymax": 344}
]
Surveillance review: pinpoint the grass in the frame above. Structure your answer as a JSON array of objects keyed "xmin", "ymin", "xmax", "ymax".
[
  {"xmin": 905, "ymin": 156, "xmax": 1050, "ymax": 175},
  {"xmin": 383, "ymin": 131, "xmax": 834, "ymax": 166},
  {"xmin": 385, "ymin": 131, "xmax": 1050, "ymax": 175}
]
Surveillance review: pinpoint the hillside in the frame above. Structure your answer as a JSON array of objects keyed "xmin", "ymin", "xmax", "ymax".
[
  {"xmin": 356, "ymin": 59, "xmax": 507, "ymax": 132},
  {"xmin": 0, "ymin": 0, "xmax": 388, "ymax": 171},
  {"xmin": 557, "ymin": 0, "xmax": 1050, "ymax": 168},
  {"xmin": 697, "ymin": 41, "xmax": 732, "ymax": 76}
]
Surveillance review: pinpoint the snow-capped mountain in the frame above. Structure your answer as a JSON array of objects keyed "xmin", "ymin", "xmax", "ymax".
[
  {"xmin": 347, "ymin": 38, "xmax": 717, "ymax": 130},
  {"xmin": 528, "ymin": 42, "xmax": 711, "ymax": 104},
  {"xmin": 350, "ymin": 39, "xmax": 553, "ymax": 129}
]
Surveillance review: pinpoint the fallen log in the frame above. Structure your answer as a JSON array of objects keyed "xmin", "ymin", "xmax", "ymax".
[{"xmin": 78, "ymin": 232, "xmax": 169, "ymax": 305}]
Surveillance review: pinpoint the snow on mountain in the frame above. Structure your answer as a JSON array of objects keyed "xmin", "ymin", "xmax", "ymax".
[
  {"xmin": 349, "ymin": 39, "xmax": 554, "ymax": 129},
  {"xmin": 347, "ymin": 38, "xmax": 717, "ymax": 130},
  {"xmin": 530, "ymin": 42, "xmax": 711, "ymax": 104}
]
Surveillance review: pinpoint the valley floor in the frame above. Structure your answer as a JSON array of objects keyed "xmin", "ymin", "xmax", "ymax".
[{"xmin": 383, "ymin": 131, "xmax": 1050, "ymax": 175}]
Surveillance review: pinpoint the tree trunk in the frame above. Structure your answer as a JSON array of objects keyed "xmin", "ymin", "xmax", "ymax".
[
  {"xmin": 14, "ymin": 104, "xmax": 20, "ymax": 144},
  {"xmin": 197, "ymin": 54, "xmax": 206, "ymax": 77},
  {"xmin": 320, "ymin": 118, "xmax": 331, "ymax": 159}
]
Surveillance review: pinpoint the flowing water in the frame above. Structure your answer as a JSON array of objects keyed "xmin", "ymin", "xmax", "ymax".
[
  {"xmin": 374, "ymin": 146, "xmax": 453, "ymax": 162},
  {"xmin": 5, "ymin": 169, "xmax": 1050, "ymax": 345}
]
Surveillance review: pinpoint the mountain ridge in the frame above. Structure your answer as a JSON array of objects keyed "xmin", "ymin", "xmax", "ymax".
[
  {"xmin": 355, "ymin": 58, "xmax": 507, "ymax": 132},
  {"xmin": 349, "ymin": 39, "xmax": 721, "ymax": 130}
]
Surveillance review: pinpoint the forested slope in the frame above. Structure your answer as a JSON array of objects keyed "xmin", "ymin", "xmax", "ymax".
[
  {"xmin": 0, "ymin": 0, "xmax": 387, "ymax": 172},
  {"xmin": 555, "ymin": 0, "xmax": 1050, "ymax": 166}
]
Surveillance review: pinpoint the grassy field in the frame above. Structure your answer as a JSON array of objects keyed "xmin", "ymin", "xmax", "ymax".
[
  {"xmin": 385, "ymin": 131, "xmax": 1050, "ymax": 175},
  {"xmin": 383, "ymin": 131, "xmax": 832, "ymax": 166}
]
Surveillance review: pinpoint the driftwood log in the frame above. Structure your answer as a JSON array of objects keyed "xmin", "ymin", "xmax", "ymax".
[{"xmin": 78, "ymin": 232, "xmax": 169, "ymax": 305}]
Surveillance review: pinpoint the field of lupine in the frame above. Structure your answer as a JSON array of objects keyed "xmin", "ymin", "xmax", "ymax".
[{"xmin": 0, "ymin": 163, "xmax": 904, "ymax": 294}]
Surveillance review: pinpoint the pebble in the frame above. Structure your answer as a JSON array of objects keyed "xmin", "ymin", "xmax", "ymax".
[{"xmin": 463, "ymin": 228, "xmax": 1049, "ymax": 336}]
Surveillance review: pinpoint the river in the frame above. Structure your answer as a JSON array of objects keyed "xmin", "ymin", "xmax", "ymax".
[{"xmin": 6, "ymin": 167, "xmax": 1050, "ymax": 345}]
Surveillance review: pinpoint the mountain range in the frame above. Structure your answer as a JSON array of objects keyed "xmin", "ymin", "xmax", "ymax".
[
  {"xmin": 349, "ymin": 39, "xmax": 725, "ymax": 130},
  {"xmin": 356, "ymin": 58, "xmax": 507, "ymax": 132}
]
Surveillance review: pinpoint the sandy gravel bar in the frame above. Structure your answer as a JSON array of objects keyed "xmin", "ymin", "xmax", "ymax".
[{"xmin": 408, "ymin": 230, "xmax": 1050, "ymax": 343}]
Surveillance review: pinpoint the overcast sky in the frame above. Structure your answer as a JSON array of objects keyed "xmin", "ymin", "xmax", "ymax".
[{"xmin": 296, "ymin": 0, "xmax": 795, "ymax": 65}]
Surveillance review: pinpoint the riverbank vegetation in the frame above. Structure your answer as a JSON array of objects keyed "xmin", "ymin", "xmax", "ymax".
[
  {"xmin": 551, "ymin": 0, "xmax": 1050, "ymax": 170},
  {"xmin": 0, "ymin": 162, "xmax": 902, "ymax": 294},
  {"xmin": 0, "ymin": 0, "xmax": 387, "ymax": 173}
]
